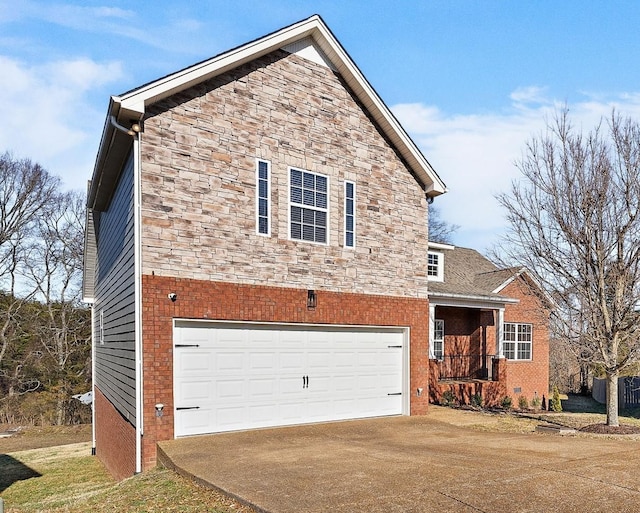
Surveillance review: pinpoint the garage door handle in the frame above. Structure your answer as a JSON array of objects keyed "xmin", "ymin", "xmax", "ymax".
[
  {"xmin": 175, "ymin": 344, "xmax": 200, "ymax": 347},
  {"xmin": 303, "ymin": 375, "xmax": 309, "ymax": 388},
  {"xmin": 176, "ymin": 406, "xmax": 200, "ymax": 410},
  {"xmin": 387, "ymin": 392, "xmax": 402, "ymax": 396},
  {"xmin": 388, "ymin": 345, "xmax": 402, "ymax": 348}
]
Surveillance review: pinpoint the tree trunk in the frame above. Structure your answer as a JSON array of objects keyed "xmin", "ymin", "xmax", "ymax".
[{"xmin": 606, "ymin": 372, "xmax": 619, "ymax": 427}]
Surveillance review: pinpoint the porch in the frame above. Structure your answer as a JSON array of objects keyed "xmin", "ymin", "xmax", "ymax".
[{"xmin": 429, "ymin": 355, "xmax": 507, "ymax": 407}]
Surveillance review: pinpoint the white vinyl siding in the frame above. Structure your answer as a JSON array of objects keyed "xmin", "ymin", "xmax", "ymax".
[
  {"xmin": 256, "ymin": 159, "xmax": 271, "ymax": 236},
  {"xmin": 503, "ymin": 322, "xmax": 532, "ymax": 360},
  {"xmin": 289, "ymin": 168, "xmax": 328, "ymax": 244},
  {"xmin": 344, "ymin": 180, "xmax": 355, "ymax": 248}
]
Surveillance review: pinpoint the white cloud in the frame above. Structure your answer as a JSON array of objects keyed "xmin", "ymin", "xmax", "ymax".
[
  {"xmin": 509, "ymin": 86, "xmax": 550, "ymax": 106},
  {"xmin": 393, "ymin": 92, "xmax": 640, "ymax": 253},
  {"xmin": 0, "ymin": 55, "xmax": 123, "ymax": 191}
]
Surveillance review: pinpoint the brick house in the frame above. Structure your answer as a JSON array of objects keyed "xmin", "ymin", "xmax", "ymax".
[
  {"xmin": 83, "ymin": 15, "xmax": 447, "ymax": 479},
  {"xmin": 427, "ymin": 243, "xmax": 551, "ymax": 407}
]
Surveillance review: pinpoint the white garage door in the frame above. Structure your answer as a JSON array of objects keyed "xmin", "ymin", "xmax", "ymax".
[{"xmin": 173, "ymin": 321, "xmax": 407, "ymax": 437}]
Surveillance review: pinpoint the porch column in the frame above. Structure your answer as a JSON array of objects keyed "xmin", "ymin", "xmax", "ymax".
[
  {"xmin": 496, "ymin": 308, "xmax": 505, "ymax": 358},
  {"xmin": 428, "ymin": 303, "xmax": 436, "ymax": 359}
]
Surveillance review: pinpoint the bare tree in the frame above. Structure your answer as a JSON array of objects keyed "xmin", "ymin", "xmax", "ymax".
[
  {"xmin": 429, "ymin": 205, "xmax": 459, "ymax": 244},
  {"xmin": 24, "ymin": 190, "xmax": 90, "ymax": 424},
  {"xmin": 0, "ymin": 152, "xmax": 60, "ymax": 375},
  {"xmin": 496, "ymin": 110, "xmax": 640, "ymax": 426},
  {"xmin": 0, "ymin": 153, "xmax": 90, "ymax": 425}
]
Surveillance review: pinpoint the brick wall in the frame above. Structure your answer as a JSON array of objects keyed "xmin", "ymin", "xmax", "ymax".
[
  {"xmin": 94, "ymin": 386, "xmax": 136, "ymax": 480},
  {"xmin": 139, "ymin": 49, "xmax": 429, "ymax": 299},
  {"xmin": 140, "ymin": 274, "xmax": 430, "ymax": 470},
  {"xmin": 503, "ymin": 277, "xmax": 550, "ymax": 404}
]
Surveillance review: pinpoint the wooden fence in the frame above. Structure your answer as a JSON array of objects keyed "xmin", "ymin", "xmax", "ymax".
[{"xmin": 592, "ymin": 377, "xmax": 640, "ymax": 407}]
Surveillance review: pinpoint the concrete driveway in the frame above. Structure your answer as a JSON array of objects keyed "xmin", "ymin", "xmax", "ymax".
[{"xmin": 158, "ymin": 409, "xmax": 640, "ymax": 513}]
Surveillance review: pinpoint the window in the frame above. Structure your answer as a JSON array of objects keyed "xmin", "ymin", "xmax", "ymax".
[
  {"xmin": 289, "ymin": 168, "xmax": 328, "ymax": 243},
  {"xmin": 99, "ymin": 310, "xmax": 104, "ymax": 345},
  {"xmin": 503, "ymin": 322, "xmax": 532, "ymax": 360},
  {"xmin": 433, "ymin": 319, "xmax": 444, "ymax": 359},
  {"xmin": 344, "ymin": 181, "xmax": 355, "ymax": 248},
  {"xmin": 427, "ymin": 251, "xmax": 444, "ymax": 281},
  {"xmin": 256, "ymin": 159, "xmax": 271, "ymax": 236}
]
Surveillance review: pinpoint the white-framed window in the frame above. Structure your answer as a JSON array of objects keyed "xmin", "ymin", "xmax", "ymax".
[
  {"xmin": 99, "ymin": 309, "xmax": 104, "ymax": 345},
  {"xmin": 344, "ymin": 180, "xmax": 355, "ymax": 248},
  {"xmin": 256, "ymin": 159, "xmax": 271, "ymax": 236},
  {"xmin": 433, "ymin": 319, "xmax": 444, "ymax": 359},
  {"xmin": 427, "ymin": 251, "xmax": 444, "ymax": 281},
  {"xmin": 503, "ymin": 322, "xmax": 532, "ymax": 360},
  {"xmin": 289, "ymin": 168, "xmax": 328, "ymax": 244}
]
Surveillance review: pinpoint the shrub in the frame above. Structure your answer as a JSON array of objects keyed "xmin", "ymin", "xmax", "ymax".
[
  {"xmin": 441, "ymin": 389, "xmax": 456, "ymax": 406},
  {"xmin": 531, "ymin": 395, "xmax": 542, "ymax": 411},
  {"xmin": 551, "ymin": 385, "xmax": 563, "ymax": 412},
  {"xmin": 501, "ymin": 396, "xmax": 512, "ymax": 410},
  {"xmin": 518, "ymin": 395, "xmax": 529, "ymax": 410},
  {"xmin": 470, "ymin": 393, "xmax": 483, "ymax": 408}
]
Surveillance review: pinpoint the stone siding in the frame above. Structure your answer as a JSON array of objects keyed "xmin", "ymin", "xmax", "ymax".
[{"xmin": 139, "ymin": 50, "xmax": 428, "ymax": 298}]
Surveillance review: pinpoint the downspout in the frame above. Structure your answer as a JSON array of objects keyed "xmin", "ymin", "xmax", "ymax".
[
  {"xmin": 91, "ymin": 305, "xmax": 96, "ymax": 456},
  {"xmin": 133, "ymin": 129, "xmax": 143, "ymax": 474},
  {"xmin": 109, "ymin": 114, "xmax": 143, "ymax": 474}
]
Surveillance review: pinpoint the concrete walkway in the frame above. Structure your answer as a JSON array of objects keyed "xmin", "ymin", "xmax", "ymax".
[{"xmin": 158, "ymin": 411, "xmax": 640, "ymax": 513}]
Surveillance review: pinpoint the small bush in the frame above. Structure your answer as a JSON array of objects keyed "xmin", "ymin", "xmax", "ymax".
[
  {"xmin": 518, "ymin": 395, "xmax": 529, "ymax": 410},
  {"xmin": 501, "ymin": 396, "xmax": 512, "ymax": 410},
  {"xmin": 470, "ymin": 393, "xmax": 483, "ymax": 408},
  {"xmin": 551, "ymin": 385, "xmax": 563, "ymax": 412},
  {"xmin": 531, "ymin": 395, "xmax": 542, "ymax": 411},
  {"xmin": 441, "ymin": 389, "xmax": 456, "ymax": 406}
]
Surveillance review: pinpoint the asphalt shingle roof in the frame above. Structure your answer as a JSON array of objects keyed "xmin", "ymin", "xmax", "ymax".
[{"xmin": 428, "ymin": 246, "xmax": 519, "ymax": 301}]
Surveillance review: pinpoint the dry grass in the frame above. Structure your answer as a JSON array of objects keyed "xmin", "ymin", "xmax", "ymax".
[{"xmin": 0, "ymin": 441, "xmax": 253, "ymax": 513}]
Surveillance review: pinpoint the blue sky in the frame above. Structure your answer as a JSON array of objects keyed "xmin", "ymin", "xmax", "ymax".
[{"xmin": 2, "ymin": 1, "xmax": 640, "ymax": 252}]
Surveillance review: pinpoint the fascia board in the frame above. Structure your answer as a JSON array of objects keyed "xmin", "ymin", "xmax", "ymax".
[
  {"xmin": 493, "ymin": 268, "xmax": 556, "ymax": 308},
  {"xmin": 116, "ymin": 19, "xmax": 320, "ymax": 116}
]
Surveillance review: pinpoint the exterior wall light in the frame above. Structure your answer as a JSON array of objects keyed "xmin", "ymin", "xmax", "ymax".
[{"xmin": 307, "ymin": 289, "xmax": 317, "ymax": 309}]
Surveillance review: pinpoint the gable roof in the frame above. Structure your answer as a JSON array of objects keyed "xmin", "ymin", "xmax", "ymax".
[
  {"xmin": 88, "ymin": 14, "xmax": 447, "ymax": 210},
  {"xmin": 427, "ymin": 245, "xmax": 555, "ymax": 309},
  {"xmin": 428, "ymin": 246, "xmax": 512, "ymax": 302}
]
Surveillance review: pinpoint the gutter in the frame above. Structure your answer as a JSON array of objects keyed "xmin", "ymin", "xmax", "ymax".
[{"xmin": 428, "ymin": 290, "xmax": 519, "ymax": 307}]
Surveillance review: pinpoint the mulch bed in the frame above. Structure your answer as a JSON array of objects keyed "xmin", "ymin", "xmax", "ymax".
[{"xmin": 579, "ymin": 423, "xmax": 640, "ymax": 435}]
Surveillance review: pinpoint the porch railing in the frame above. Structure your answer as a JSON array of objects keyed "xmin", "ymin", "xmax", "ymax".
[{"xmin": 436, "ymin": 354, "xmax": 498, "ymax": 381}]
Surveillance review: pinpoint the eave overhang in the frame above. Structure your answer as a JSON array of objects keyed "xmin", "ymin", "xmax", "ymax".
[
  {"xmin": 88, "ymin": 14, "xmax": 446, "ymax": 211},
  {"xmin": 428, "ymin": 290, "xmax": 519, "ymax": 310}
]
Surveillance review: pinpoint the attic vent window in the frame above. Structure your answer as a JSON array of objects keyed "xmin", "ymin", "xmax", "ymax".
[{"xmin": 427, "ymin": 251, "xmax": 444, "ymax": 282}]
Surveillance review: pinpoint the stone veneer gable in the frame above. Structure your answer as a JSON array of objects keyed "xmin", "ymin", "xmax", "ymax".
[{"xmin": 139, "ymin": 49, "xmax": 429, "ymax": 299}]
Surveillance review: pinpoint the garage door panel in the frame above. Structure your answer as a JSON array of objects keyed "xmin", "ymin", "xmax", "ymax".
[
  {"xmin": 176, "ymin": 379, "xmax": 214, "ymax": 402},
  {"xmin": 176, "ymin": 352, "xmax": 213, "ymax": 373},
  {"xmin": 215, "ymin": 379, "xmax": 245, "ymax": 400},
  {"xmin": 249, "ymin": 352, "xmax": 277, "ymax": 370},
  {"xmin": 176, "ymin": 408, "xmax": 213, "ymax": 437},
  {"xmin": 307, "ymin": 351, "xmax": 331, "ymax": 368},
  {"xmin": 278, "ymin": 351, "xmax": 306, "ymax": 371},
  {"xmin": 249, "ymin": 378, "xmax": 276, "ymax": 396},
  {"xmin": 215, "ymin": 352, "xmax": 245, "ymax": 373},
  {"xmin": 174, "ymin": 323, "xmax": 405, "ymax": 437}
]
